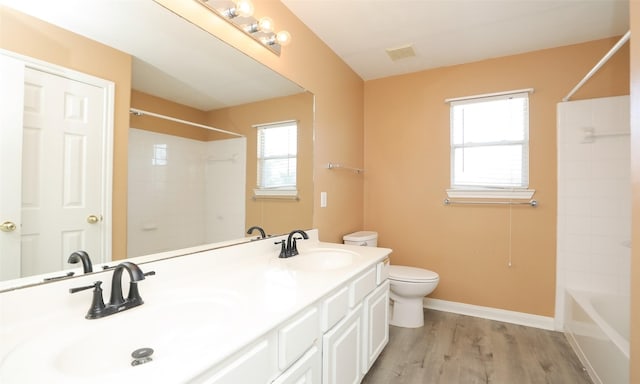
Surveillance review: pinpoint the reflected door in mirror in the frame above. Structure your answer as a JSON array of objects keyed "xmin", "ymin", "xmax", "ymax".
[{"xmin": 0, "ymin": 54, "xmax": 111, "ymax": 279}]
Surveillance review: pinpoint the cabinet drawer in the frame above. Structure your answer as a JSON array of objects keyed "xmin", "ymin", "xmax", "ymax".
[
  {"xmin": 278, "ymin": 307, "xmax": 319, "ymax": 370},
  {"xmin": 272, "ymin": 346, "xmax": 320, "ymax": 384},
  {"xmin": 349, "ymin": 267, "xmax": 376, "ymax": 307},
  {"xmin": 376, "ymin": 258, "xmax": 390, "ymax": 285},
  {"xmin": 321, "ymin": 286, "xmax": 349, "ymax": 332},
  {"xmin": 201, "ymin": 340, "xmax": 271, "ymax": 384}
]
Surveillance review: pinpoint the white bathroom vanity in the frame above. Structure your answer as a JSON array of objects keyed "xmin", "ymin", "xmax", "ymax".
[{"xmin": 0, "ymin": 229, "xmax": 391, "ymax": 383}]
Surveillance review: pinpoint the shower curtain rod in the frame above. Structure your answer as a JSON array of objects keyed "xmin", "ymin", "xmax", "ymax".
[
  {"xmin": 129, "ymin": 108, "xmax": 245, "ymax": 138},
  {"xmin": 563, "ymin": 30, "xmax": 631, "ymax": 102}
]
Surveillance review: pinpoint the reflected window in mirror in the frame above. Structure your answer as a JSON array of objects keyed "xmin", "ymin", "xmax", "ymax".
[
  {"xmin": 152, "ymin": 144, "xmax": 168, "ymax": 166},
  {"xmin": 255, "ymin": 121, "xmax": 298, "ymax": 197}
]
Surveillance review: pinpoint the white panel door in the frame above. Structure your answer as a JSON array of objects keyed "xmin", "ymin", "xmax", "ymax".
[
  {"xmin": 0, "ymin": 53, "xmax": 111, "ymax": 279},
  {"xmin": 21, "ymin": 67, "xmax": 106, "ymax": 276},
  {"xmin": 0, "ymin": 55, "xmax": 25, "ymax": 280}
]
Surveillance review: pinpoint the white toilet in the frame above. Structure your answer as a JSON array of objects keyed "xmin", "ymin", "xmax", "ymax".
[
  {"xmin": 388, "ymin": 265, "xmax": 439, "ymax": 328},
  {"xmin": 343, "ymin": 231, "xmax": 440, "ymax": 329}
]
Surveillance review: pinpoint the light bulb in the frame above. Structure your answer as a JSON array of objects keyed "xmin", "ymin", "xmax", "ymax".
[
  {"xmin": 258, "ymin": 17, "xmax": 274, "ymax": 33},
  {"xmin": 276, "ymin": 30, "xmax": 291, "ymax": 46},
  {"xmin": 234, "ymin": 0, "xmax": 254, "ymax": 18}
]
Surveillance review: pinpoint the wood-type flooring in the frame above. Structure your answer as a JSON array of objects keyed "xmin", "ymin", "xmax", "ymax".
[{"xmin": 362, "ymin": 309, "xmax": 593, "ymax": 384}]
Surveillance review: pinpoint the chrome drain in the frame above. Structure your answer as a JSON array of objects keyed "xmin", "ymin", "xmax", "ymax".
[{"xmin": 131, "ymin": 347, "xmax": 154, "ymax": 367}]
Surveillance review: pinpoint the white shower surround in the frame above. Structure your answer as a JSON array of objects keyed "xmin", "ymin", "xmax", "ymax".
[
  {"xmin": 556, "ymin": 95, "xmax": 630, "ymax": 383},
  {"xmin": 127, "ymin": 128, "xmax": 246, "ymax": 257},
  {"xmin": 556, "ymin": 95, "xmax": 631, "ymax": 303}
]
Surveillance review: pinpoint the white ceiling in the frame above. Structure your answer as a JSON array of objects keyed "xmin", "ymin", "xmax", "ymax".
[
  {"xmin": 281, "ymin": 0, "xmax": 630, "ymax": 81},
  {"xmin": 0, "ymin": 0, "xmax": 303, "ymax": 110},
  {"xmin": 3, "ymin": 0, "xmax": 629, "ymax": 106}
]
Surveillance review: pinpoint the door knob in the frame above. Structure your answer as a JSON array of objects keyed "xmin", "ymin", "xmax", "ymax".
[
  {"xmin": 0, "ymin": 221, "xmax": 17, "ymax": 232},
  {"xmin": 87, "ymin": 215, "xmax": 102, "ymax": 224}
]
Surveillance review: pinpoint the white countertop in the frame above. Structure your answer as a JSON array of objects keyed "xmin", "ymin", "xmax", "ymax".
[{"xmin": 0, "ymin": 230, "xmax": 391, "ymax": 383}]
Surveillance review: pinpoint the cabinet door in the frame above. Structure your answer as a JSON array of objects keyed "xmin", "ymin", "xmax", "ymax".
[
  {"xmin": 322, "ymin": 304, "xmax": 363, "ymax": 384},
  {"xmin": 273, "ymin": 346, "xmax": 321, "ymax": 384},
  {"xmin": 362, "ymin": 280, "xmax": 390, "ymax": 373}
]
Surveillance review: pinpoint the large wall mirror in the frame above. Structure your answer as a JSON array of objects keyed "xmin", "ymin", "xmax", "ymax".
[{"xmin": 0, "ymin": 0, "xmax": 313, "ymax": 289}]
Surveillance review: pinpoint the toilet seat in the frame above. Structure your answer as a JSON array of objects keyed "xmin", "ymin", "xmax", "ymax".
[{"xmin": 389, "ymin": 265, "xmax": 439, "ymax": 283}]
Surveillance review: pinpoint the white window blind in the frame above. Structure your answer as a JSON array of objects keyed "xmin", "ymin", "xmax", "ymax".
[
  {"xmin": 450, "ymin": 91, "xmax": 529, "ymax": 189},
  {"xmin": 152, "ymin": 143, "xmax": 167, "ymax": 166},
  {"xmin": 256, "ymin": 121, "xmax": 297, "ymax": 191}
]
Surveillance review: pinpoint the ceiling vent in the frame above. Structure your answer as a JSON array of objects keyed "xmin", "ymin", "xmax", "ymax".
[{"xmin": 385, "ymin": 44, "xmax": 416, "ymax": 61}]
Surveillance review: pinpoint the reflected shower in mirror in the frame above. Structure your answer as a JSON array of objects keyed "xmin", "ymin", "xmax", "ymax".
[
  {"xmin": 0, "ymin": 0, "xmax": 313, "ymax": 289},
  {"xmin": 127, "ymin": 103, "xmax": 247, "ymax": 257}
]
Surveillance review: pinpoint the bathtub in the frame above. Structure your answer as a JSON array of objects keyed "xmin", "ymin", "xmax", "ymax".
[{"xmin": 564, "ymin": 289, "xmax": 629, "ymax": 384}]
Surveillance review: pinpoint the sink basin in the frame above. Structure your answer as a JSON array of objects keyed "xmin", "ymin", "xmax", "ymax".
[
  {"xmin": 1, "ymin": 290, "xmax": 246, "ymax": 383},
  {"xmin": 286, "ymin": 248, "xmax": 358, "ymax": 271}
]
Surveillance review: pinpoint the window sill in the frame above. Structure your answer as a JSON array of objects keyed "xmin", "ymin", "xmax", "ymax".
[
  {"xmin": 253, "ymin": 188, "xmax": 299, "ymax": 200},
  {"xmin": 446, "ymin": 188, "xmax": 535, "ymax": 200}
]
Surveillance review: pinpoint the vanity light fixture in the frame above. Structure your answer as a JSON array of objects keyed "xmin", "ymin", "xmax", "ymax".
[
  {"xmin": 221, "ymin": 0, "xmax": 254, "ymax": 18},
  {"xmin": 196, "ymin": 0, "xmax": 291, "ymax": 56},
  {"xmin": 245, "ymin": 17, "xmax": 273, "ymax": 34}
]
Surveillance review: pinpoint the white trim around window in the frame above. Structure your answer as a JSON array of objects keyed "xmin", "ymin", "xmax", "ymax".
[
  {"xmin": 446, "ymin": 188, "xmax": 535, "ymax": 200},
  {"xmin": 448, "ymin": 89, "xmax": 533, "ymax": 196},
  {"xmin": 254, "ymin": 120, "xmax": 298, "ymax": 198},
  {"xmin": 253, "ymin": 188, "xmax": 298, "ymax": 199}
]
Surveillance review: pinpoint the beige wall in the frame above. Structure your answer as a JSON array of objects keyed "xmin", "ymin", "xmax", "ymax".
[
  {"xmin": 0, "ymin": 6, "xmax": 131, "ymax": 260},
  {"xmin": 208, "ymin": 93, "xmax": 314, "ymax": 235},
  {"xmin": 130, "ymin": 90, "xmax": 211, "ymax": 141},
  {"xmin": 364, "ymin": 38, "xmax": 629, "ymax": 317},
  {"xmin": 155, "ymin": 0, "xmax": 365, "ymax": 243},
  {"xmin": 630, "ymin": 0, "xmax": 639, "ymax": 381}
]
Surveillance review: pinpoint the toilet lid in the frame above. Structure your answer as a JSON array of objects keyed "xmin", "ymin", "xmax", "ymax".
[{"xmin": 389, "ymin": 265, "xmax": 439, "ymax": 283}]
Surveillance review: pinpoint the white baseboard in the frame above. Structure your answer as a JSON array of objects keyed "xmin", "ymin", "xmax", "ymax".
[{"xmin": 423, "ymin": 298, "xmax": 556, "ymax": 331}]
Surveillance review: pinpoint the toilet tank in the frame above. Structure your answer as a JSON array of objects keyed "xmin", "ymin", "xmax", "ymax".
[{"xmin": 343, "ymin": 231, "xmax": 378, "ymax": 247}]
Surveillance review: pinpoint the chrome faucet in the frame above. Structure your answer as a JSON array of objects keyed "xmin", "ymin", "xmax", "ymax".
[
  {"xmin": 70, "ymin": 261, "xmax": 154, "ymax": 319},
  {"xmin": 246, "ymin": 226, "xmax": 267, "ymax": 239},
  {"xmin": 68, "ymin": 250, "xmax": 93, "ymax": 273},
  {"xmin": 276, "ymin": 229, "xmax": 309, "ymax": 258}
]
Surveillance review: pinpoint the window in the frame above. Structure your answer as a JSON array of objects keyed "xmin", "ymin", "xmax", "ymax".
[
  {"xmin": 152, "ymin": 143, "xmax": 167, "ymax": 166},
  {"xmin": 255, "ymin": 121, "xmax": 297, "ymax": 196},
  {"xmin": 449, "ymin": 91, "xmax": 530, "ymax": 194}
]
